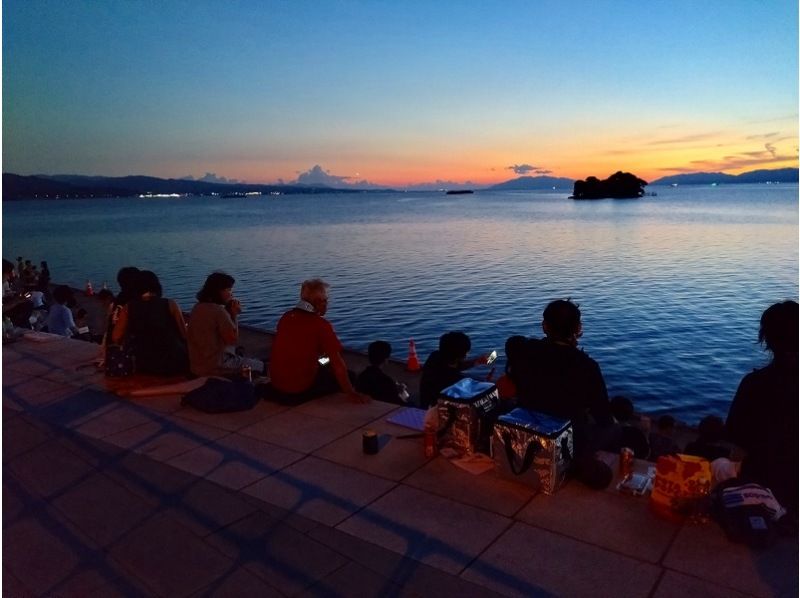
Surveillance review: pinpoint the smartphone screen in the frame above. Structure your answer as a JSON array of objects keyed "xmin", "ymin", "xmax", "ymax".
[
  {"xmin": 486, "ymin": 350, "xmax": 498, "ymax": 365},
  {"xmin": 318, "ymin": 356, "xmax": 330, "ymax": 365}
]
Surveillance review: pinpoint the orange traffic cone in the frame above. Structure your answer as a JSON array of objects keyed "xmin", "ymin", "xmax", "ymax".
[
  {"xmin": 406, "ymin": 339, "xmax": 421, "ymax": 372},
  {"xmin": 85, "ymin": 280, "xmax": 94, "ymax": 296}
]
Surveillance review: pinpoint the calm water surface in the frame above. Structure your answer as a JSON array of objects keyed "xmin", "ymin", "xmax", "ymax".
[{"xmin": 4, "ymin": 184, "xmax": 797, "ymax": 420}]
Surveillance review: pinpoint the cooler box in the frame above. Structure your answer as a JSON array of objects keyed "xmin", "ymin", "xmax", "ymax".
[
  {"xmin": 437, "ymin": 378, "xmax": 499, "ymax": 456},
  {"xmin": 492, "ymin": 408, "xmax": 573, "ymax": 495}
]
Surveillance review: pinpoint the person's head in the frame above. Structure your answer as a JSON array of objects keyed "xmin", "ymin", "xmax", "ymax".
[
  {"xmin": 367, "ymin": 340, "xmax": 392, "ymax": 367},
  {"xmin": 97, "ymin": 288, "xmax": 115, "ymax": 304},
  {"xmin": 542, "ymin": 299, "xmax": 582, "ymax": 345},
  {"xmin": 40, "ymin": 261, "xmax": 48, "ymax": 269},
  {"xmin": 76, "ymin": 308, "xmax": 88, "ymax": 319},
  {"xmin": 116, "ymin": 266, "xmax": 141, "ymax": 299},
  {"xmin": 504, "ymin": 334, "xmax": 527, "ymax": 373},
  {"xmin": 2, "ymin": 259, "xmax": 14, "ymax": 281},
  {"xmin": 758, "ymin": 300, "xmax": 798, "ymax": 356},
  {"xmin": 610, "ymin": 396, "xmax": 635, "ymax": 423},
  {"xmin": 24, "ymin": 260, "xmax": 31, "ymax": 266},
  {"xmin": 136, "ymin": 270, "xmax": 162, "ymax": 297},
  {"xmin": 657, "ymin": 415, "xmax": 675, "ymax": 434},
  {"xmin": 197, "ymin": 272, "xmax": 236, "ymax": 304},
  {"xmin": 300, "ymin": 278, "xmax": 330, "ymax": 316},
  {"xmin": 439, "ymin": 331, "xmax": 471, "ymax": 365},
  {"xmin": 697, "ymin": 415, "xmax": 724, "ymax": 443},
  {"xmin": 52, "ymin": 285, "xmax": 72, "ymax": 305}
]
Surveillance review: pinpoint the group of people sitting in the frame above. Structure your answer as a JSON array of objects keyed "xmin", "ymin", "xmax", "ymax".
[{"xmin": 7, "ymin": 260, "xmax": 796, "ymax": 516}]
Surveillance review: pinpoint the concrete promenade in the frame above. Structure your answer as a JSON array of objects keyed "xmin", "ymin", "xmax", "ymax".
[{"xmin": 2, "ymin": 334, "xmax": 797, "ymax": 597}]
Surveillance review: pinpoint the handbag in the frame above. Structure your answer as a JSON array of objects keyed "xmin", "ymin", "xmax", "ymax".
[
  {"xmin": 650, "ymin": 454, "xmax": 712, "ymax": 520},
  {"xmin": 105, "ymin": 343, "xmax": 135, "ymax": 377}
]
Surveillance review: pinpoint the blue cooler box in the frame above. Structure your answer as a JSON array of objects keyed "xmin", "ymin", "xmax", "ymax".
[
  {"xmin": 437, "ymin": 378, "xmax": 499, "ymax": 456},
  {"xmin": 491, "ymin": 408, "xmax": 573, "ymax": 495}
]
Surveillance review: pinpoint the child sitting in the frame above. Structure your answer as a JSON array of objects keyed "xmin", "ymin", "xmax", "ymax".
[
  {"xmin": 496, "ymin": 335, "xmax": 526, "ymax": 400},
  {"xmin": 684, "ymin": 415, "xmax": 730, "ymax": 461},
  {"xmin": 356, "ymin": 341, "xmax": 408, "ymax": 404},
  {"xmin": 610, "ymin": 395, "xmax": 650, "ymax": 458},
  {"xmin": 648, "ymin": 414, "xmax": 681, "ymax": 461}
]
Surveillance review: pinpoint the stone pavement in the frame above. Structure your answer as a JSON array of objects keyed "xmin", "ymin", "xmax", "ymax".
[{"xmin": 2, "ymin": 335, "xmax": 797, "ymax": 597}]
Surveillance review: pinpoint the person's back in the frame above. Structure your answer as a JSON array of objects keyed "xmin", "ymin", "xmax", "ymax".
[
  {"xmin": 356, "ymin": 341, "xmax": 403, "ymax": 403},
  {"xmin": 187, "ymin": 301, "xmax": 233, "ymax": 376},
  {"xmin": 44, "ymin": 285, "xmax": 76, "ymax": 337},
  {"xmin": 516, "ymin": 337, "xmax": 610, "ymax": 424},
  {"xmin": 418, "ymin": 331, "xmax": 473, "ymax": 409},
  {"xmin": 127, "ymin": 296, "xmax": 187, "ymax": 375},
  {"xmin": 270, "ymin": 306, "xmax": 341, "ymax": 394}
]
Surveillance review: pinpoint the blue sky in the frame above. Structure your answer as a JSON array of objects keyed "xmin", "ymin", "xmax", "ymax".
[{"xmin": 3, "ymin": 0, "xmax": 797, "ymax": 185}]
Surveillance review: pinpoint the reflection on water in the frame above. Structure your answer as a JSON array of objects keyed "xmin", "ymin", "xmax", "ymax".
[{"xmin": 3, "ymin": 184, "xmax": 797, "ymax": 420}]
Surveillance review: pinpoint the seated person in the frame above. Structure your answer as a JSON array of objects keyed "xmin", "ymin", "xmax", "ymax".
[
  {"xmin": 514, "ymin": 299, "xmax": 618, "ymax": 488},
  {"xmin": 727, "ymin": 300, "xmax": 798, "ymax": 514},
  {"xmin": 187, "ymin": 272, "xmax": 265, "ymax": 378},
  {"xmin": 684, "ymin": 415, "xmax": 730, "ymax": 461},
  {"xmin": 648, "ymin": 415, "xmax": 681, "ymax": 461},
  {"xmin": 496, "ymin": 335, "xmax": 526, "ymax": 400},
  {"xmin": 356, "ymin": 340, "xmax": 408, "ymax": 404},
  {"xmin": 610, "ymin": 395, "xmax": 650, "ymax": 458},
  {"xmin": 112, "ymin": 270, "xmax": 189, "ymax": 376},
  {"xmin": 268, "ymin": 278, "xmax": 368, "ymax": 404},
  {"xmin": 419, "ymin": 331, "xmax": 486, "ymax": 409},
  {"xmin": 44, "ymin": 285, "xmax": 79, "ymax": 337}
]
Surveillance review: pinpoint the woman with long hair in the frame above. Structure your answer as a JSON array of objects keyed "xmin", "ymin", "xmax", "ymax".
[
  {"xmin": 186, "ymin": 271, "xmax": 264, "ymax": 378},
  {"xmin": 112, "ymin": 270, "xmax": 188, "ymax": 376}
]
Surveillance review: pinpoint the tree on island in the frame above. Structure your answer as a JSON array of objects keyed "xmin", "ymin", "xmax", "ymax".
[{"xmin": 571, "ymin": 171, "xmax": 648, "ymax": 199}]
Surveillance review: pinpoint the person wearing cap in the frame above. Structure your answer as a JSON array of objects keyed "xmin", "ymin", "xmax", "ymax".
[{"xmin": 269, "ymin": 278, "xmax": 369, "ymax": 404}]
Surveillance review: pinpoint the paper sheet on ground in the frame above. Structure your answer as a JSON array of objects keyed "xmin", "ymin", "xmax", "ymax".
[
  {"xmin": 450, "ymin": 453, "xmax": 496, "ymax": 475},
  {"xmin": 386, "ymin": 407, "xmax": 427, "ymax": 431}
]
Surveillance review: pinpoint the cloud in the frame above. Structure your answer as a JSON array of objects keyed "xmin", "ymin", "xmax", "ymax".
[
  {"xmin": 295, "ymin": 164, "xmax": 351, "ymax": 186},
  {"xmin": 765, "ymin": 143, "xmax": 777, "ymax": 158},
  {"xmin": 745, "ymin": 132, "xmax": 779, "ymax": 140},
  {"xmin": 181, "ymin": 172, "xmax": 241, "ymax": 184},
  {"xmin": 647, "ymin": 132, "xmax": 719, "ymax": 146},
  {"xmin": 506, "ymin": 163, "xmax": 551, "ymax": 175}
]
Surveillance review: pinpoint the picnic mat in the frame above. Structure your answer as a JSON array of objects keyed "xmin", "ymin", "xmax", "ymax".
[{"xmin": 386, "ymin": 407, "xmax": 427, "ymax": 431}]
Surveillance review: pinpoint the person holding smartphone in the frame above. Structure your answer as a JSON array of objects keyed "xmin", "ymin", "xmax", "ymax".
[{"xmin": 269, "ymin": 278, "xmax": 369, "ymax": 404}]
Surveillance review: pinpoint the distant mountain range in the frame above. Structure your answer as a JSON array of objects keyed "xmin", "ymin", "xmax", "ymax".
[
  {"xmin": 650, "ymin": 168, "xmax": 798, "ymax": 186},
  {"xmin": 1, "ymin": 173, "xmax": 374, "ymax": 200},
  {"xmin": 2, "ymin": 167, "xmax": 797, "ymax": 199},
  {"xmin": 484, "ymin": 175, "xmax": 575, "ymax": 190}
]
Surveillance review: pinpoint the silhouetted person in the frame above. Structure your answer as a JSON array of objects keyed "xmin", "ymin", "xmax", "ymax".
[
  {"xmin": 514, "ymin": 299, "xmax": 618, "ymax": 488},
  {"xmin": 356, "ymin": 341, "xmax": 407, "ymax": 404},
  {"xmin": 44, "ymin": 285, "xmax": 78, "ymax": 337},
  {"xmin": 610, "ymin": 395, "xmax": 650, "ymax": 458},
  {"xmin": 727, "ymin": 300, "xmax": 798, "ymax": 514},
  {"xmin": 497, "ymin": 334, "xmax": 526, "ymax": 400},
  {"xmin": 648, "ymin": 415, "xmax": 680, "ymax": 461},
  {"xmin": 419, "ymin": 331, "xmax": 488, "ymax": 409},
  {"xmin": 684, "ymin": 415, "xmax": 730, "ymax": 461}
]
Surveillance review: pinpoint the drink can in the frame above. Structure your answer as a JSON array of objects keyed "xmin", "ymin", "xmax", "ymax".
[
  {"xmin": 241, "ymin": 365, "xmax": 252, "ymax": 382},
  {"xmin": 620, "ymin": 447, "xmax": 634, "ymax": 478},
  {"xmin": 424, "ymin": 429, "xmax": 437, "ymax": 458}
]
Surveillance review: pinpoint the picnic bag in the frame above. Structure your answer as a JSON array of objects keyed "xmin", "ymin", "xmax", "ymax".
[
  {"xmin": 711, "ymin": 482, "xmax": 786, "ymax": 548},
  {"xmin": 491, "ymin": 408, "xmax": 573, "ymax": 495},
  {"xmin": 181, "ymin": 377, "xmax": 258, "ymax": 413},
  {"xmin": 650, "ymin": 454, "xmax": 712, "ymax": 520},
  {"xmin": 437, "ymin": 378, "xmax": 499, "ymax": 456}
]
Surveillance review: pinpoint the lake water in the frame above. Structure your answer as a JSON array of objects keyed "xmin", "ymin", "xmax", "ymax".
[{"xmin": 3, "ymin": 184, "xmax": 797, "ymax": 420}]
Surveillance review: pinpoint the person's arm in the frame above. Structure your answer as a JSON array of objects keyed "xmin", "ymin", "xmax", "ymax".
[
  {"xmin": 726, "ymin": 374, "xmax": 755, "ymax": 452},
  {"xmin": 330, "ymin": 352, "xmax": 370, "ymax": 403},
  {"xmin": 111, "ymin": 305, "xmax": 128, "ymax": 344},
  {"xmin": 168, "ymin": 300, "xmax": 187, "ymax": 339},
  {"xmin": 588, "ymin": 361, "xmax": 614, "ymax": 426},
  {"xmin": 220, "ymin": 301, "xmax": 240, "ymax": 345},
  {"xmin": 65, "ymin": 306, "xmax": 79, "ymax": 335}
]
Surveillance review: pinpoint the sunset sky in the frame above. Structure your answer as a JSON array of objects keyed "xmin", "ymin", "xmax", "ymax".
[{"xmin": 3, "ymin": 1, "xmax": 798, "ymax": 187}]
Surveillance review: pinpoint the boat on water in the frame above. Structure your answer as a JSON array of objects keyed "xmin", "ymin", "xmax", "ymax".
[{"xmin": 445, "ymin": 189, "xmax": 474, "ymax": 195}]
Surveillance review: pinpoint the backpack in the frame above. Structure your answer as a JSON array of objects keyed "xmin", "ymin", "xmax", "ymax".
[
  {"xmin": 181, "ymin": 378, "xmax": 258, "ymax": 413},
  {"xmin": 712, "ymin": 481, "xmax": 786, "ymax": 548}
]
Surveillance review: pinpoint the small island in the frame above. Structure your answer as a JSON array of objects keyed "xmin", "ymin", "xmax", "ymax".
[{"xmin": 571, "ymin": 171, "xmax": 647, "ymax": 200}]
